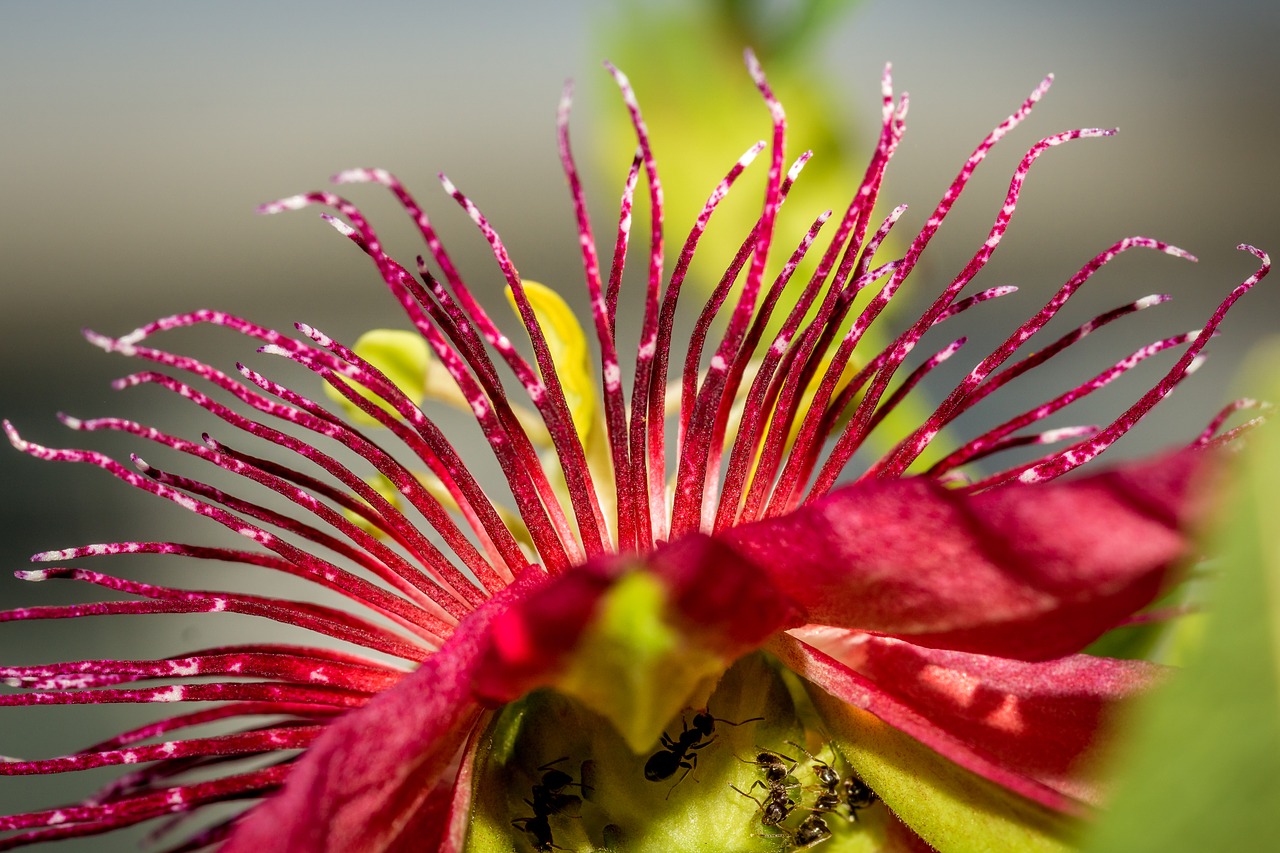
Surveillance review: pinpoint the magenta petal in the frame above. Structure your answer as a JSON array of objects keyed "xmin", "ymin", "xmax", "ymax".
[
  {"xmin": 222, "ymin": 570, "xmax": 546, "ymax": 853},
  {"xmin": 730, "ymin": 451, "xmax": 1209, "ymax": 659},
  {"xmin": 792, "ymin": 626, "xmax": 1160, "ymax": 804}
]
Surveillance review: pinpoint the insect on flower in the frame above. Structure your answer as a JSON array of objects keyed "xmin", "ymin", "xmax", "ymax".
[
  {"xmin": 643, "ymin": 710, "xmax": 762, "ymax": 791},
  {"xmin": 0, "ymin": 48, "xmax": 1270, "ymax": 853}
]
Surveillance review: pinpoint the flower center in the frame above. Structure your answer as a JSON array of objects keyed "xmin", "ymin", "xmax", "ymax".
[{"xmin": 465, "ymin": 654, "xmax": 884, "ymax": 852}]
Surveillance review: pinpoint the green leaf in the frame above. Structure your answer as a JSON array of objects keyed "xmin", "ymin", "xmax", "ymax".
[{"xmin": 1081, "ymin": 343, "xmax": 1280, "ymax": 852}]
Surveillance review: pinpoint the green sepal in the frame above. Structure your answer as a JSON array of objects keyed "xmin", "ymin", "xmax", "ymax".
[{"xmin": 463, "ymin": 706, "xmax": 526, "ymax": 853}]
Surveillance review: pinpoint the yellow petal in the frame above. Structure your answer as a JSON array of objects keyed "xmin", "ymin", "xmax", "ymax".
[
  {"xmin": 341, "ymin": 474, "xmax": 403, "ymax": 538},
  {"xmin": 323, "ymin": 328, "xmax": 431, "ymax": 428},
  {"xmin": 507, "ymin": 280, "xmax": 596, "ymax": 445}
]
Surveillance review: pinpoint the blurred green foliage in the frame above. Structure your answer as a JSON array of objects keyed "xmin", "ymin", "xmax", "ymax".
[
  {"xmin": 1082, "ymin": 342, "xmax": 1280, "ymax": 852},
  {"xmin": 592, "ymin": 0, "xmax": 868, "ymax": 300}
]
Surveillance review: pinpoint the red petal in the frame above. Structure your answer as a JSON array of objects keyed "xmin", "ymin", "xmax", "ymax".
[
  {"xmin": 649, "ymin": 533, "xmax": 802, "ymax": 650},
  {"xmin": 472, "ymin": 556, "xmax": 622, "ymax": 703},
  {"xmin": 770, "ymin": 632, "xmax": 1079, "ymax": 813},
  {"xmin": 473, "ymin": 536, "xmax": 801, "ymax": 703},
  {"xmin": 730, "ymin": 451, "xmax": 1209, "ymax": 659},
  {"xmin": 792, "ymin": 626, "xmax": 1160, "ymax": 805},
  {"xmin": 222, "ymin": 568, "xmax": 548, "ymax": 853},
  {"xmin": 436, "ymin": 717, "xmax": 489, "ymax": 853}
]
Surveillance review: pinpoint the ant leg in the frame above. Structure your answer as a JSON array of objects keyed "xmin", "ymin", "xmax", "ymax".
[
  {"xmin": 688, "ymin": 734, "xmax": 717, "ymax": 752},
  {"xmin": 665, "ymin": 753, "xmax": 700, "ymax": 800},
  {"xmin": 730, "ymin": 783, "xmax": 766, "ymax": 810}
]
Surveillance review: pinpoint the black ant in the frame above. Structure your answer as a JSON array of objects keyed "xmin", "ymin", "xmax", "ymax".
[
  {"xmin": 787, "ymin": 739, "xmax": 841, "ymax": 814},
  {"xmin": 842, "ymin": 772, "xmax": 878, "ymax": 821},
  {"xmin": 511, "ymin": 759, "xmax": 585, "ymax": 852},
  {"xmin": 528, "ymin": 758, "xmax": 585, "ymax": 817},
  {"xmin": 510, "ymin": 813, "xmax": 564, "ymax": 853},
  {"xmin": 730, "ymin": 779, "xmax": 797, "ymax": 828},
  {"xmin": 791, "ymin": 813, "xmax": 833, "ymax": 849},
  {"xmin": 810, "ymin": 789, "xmax": 841, "ymax": 816},
  {"xmin": 737, "ymin": 749, "xmax": 797, "ymax": 784},
  {"xmin": 787, "ymin": 740, "xmax": 839, "ymax": 791},
  {"xmin": 644, "ymin": 710, "xmax": 763, "ymax": 794},
  {"xmin": 730, "ymin": 746, "xmax": 802, "ymax": 837}
]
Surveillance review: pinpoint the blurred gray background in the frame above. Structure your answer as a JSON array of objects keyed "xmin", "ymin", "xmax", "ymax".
[{"xmin": 2, "ymin": 0, "xmax": 1277, "ymax": 847}]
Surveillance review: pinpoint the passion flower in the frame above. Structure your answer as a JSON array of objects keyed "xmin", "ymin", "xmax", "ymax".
[{"xmin": 0, "ymin": 51, "xmax": 1268, "ymax": 852}]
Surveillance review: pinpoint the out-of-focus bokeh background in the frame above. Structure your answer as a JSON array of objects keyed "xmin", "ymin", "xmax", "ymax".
[{"xmin": 1, "ymin": 0, "xmax": 1277, "ymax": 847}]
